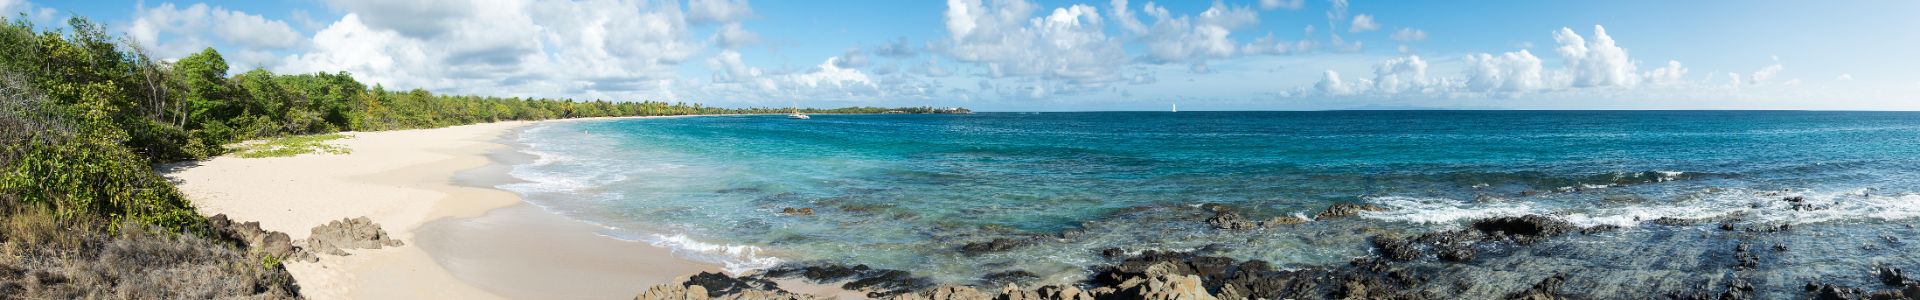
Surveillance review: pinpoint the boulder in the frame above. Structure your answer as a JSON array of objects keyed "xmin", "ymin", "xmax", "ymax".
[{"xmin": 307, "ymin": 216, "xmax": 404, "ymax": 256}]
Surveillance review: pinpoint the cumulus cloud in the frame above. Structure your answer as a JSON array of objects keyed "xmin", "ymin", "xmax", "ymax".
[
  {"xmin": 943, "ymin": 0, "xmax": 1129, "ymax": 95},
  {"xmin": 1462, "ymin": 50, "xmax": 1545, "ymax": 93},
  {"xmin": 1314, "ymin": 70, "xmax": 1352, "ymax": 95},
  {"xmin": 1349, "ymin": 14, "xmax": 1378, "ymax": 32},
  {"xmin": 1259, "ymin": 0, "xmax": 1304, "ymax": 10},
  {"xmin": 321, "ymin": 0, "xmax": 472, "ymax": 39},
  {"xmin": 1836, "ymin": 73, "xmax": 1853, "ymax": 81},
  {"xmin": 130, "ymin": 2, "xmax": 303, "ymax": 67},
  {"xmin": 1287, "ymin": 24, "xmax": 1829, "ymax": 101},
  {"xmin": 0, "ymin": 0, "xmax": 54, "ymax": 23},
  {"xmin": 687, "ymin": 0, "xmax": 753, "ymax": 24},
  {"xmin": 1748, "ymin": 63, "xmax": 1783, "ymax": 85},
  {"xmin": 1110, "ymin": 0, "xmax": 1258, "ymax": 67},
  {"xmin": 1553, "ymin": 25, "xmax": 1637, "ymax": 88},
  {"xmin": 1389, "ymin": 28, "xmax": 1426, "ymax": 42},
  {"xmin": 712, "ymin": 23, "xmax": 761, "ymax": 48},
  {"xmin": 1643, "ymin": 60, "xmax": 1687, "ymax": 86},
  {"xmin": 282, "ymin": 0, "xmax": 709, "ymax": 101},
  {"xmin": 1370, "ymin": 55, "xmax": 1427, "ymax": 93}
]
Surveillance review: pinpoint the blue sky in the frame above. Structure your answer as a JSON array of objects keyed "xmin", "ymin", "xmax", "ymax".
[{"xmin": 5, "ymin": 0, "xmax": 1917, "ymax": 111}]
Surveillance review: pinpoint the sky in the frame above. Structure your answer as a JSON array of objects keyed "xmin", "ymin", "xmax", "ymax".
[{"xmin": 4, "ymin": 0, "xmax": 1918, "ymax": 111}]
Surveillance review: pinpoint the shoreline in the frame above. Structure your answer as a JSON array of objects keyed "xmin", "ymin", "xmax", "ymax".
[{"xmin": 165, "ymin": 115, "xmax": 774, "ymax": 299}]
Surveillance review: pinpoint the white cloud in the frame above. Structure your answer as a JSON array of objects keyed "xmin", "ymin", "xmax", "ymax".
[
  {"xmin": 1370, "ymin": 55, "xmax": 1426, "ymax": 93},
  {"xmin": 1643, "ymin": 60, "xmax": 1687, "ymax": 86},
  {"xmin": 130, "ymin": 2, "xmax": 303, "ymax": 68},
  {"xmin": 1836, "ymin": 73, "xmax": 1853, "ymax": 81},
  {"xmin": 1460, "ymin": 50, "xmax": 1544, "ymax": 93},
  {"xmin": 0, "ymin": 0, "xmax": 54, "ymax": 23},
  {"xmin": 687, "ymin": 0, "xmax": 753, "ymax": 24},
  {"xmin": 943, "ymin": 0, "xmax": 1129, "ymax": 95},
  {"xmin": 1748, "ymin": 63, "xmax": 1783, "ymax": 85},
  {"xmin": 282, "ymin": 0, "xmax": 706, "ymax": 101},
  {"xmin": 1314, "ymin": 69, "xmax": 1352, "ymax": 95},
  {"xmin": 1389, "ymin": 28, "xmax": 1426, "ymax": 42},
  {"xmin": 1553, "ymin": 25, "xmax": 1637, "ymax": 88},
  {"xmin": 1349, "ymin": 14, "xmax": 1378, "ymax": 32},
  {"xmin": 713, "ymin": 23, "xmax": 760, "ymax": 48},
  {"xmin": 1240, "ymin": 33, "xmax": 1315, "ymax": 55},
  {"xmin": 1258, "ymin": 0, "xmax": 1304, "ymax": 10},
  {"xmin": 321, "ymin": 0, "xmax": 472, "ymax": 39},
  {"xmin": 1110, "ymin": 0, "xmax": 1259, "ymax": 67}
]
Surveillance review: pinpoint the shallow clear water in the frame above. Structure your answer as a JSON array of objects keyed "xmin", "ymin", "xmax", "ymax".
[{"xmin": 500, "ymin": 111, "xmax": 1920, "ymax": 290}]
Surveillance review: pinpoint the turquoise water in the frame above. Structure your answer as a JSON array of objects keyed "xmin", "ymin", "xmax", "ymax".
[{"xmin": 501, "ymin": 111, "xmax": 1920, "ymax": 287}]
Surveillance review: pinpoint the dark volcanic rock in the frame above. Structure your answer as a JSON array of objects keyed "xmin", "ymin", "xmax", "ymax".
[
  {"xmin": 1883, "ymin": 266, "xmax": 1910, "ymax": 286},
  {"xmin": 761, "ymin": 263, "xmax": 930, "ymax": 297},
  {"xmin": 1814, "ymin": 284, "xmax": 1861, "ymax": 300},
  {"xmin": 685, "ymin": 271, "xmax": 777, "ymax": 297},
  {"xmin": 1471, "ymin": 215, "xmax": 1576, "ymax": 244},
  {"xmin": 1506, "ymin": 273, "xmax": 1566, "ymax": 300},
  {"xmin": 1315, "ymin": 203, "xmax": 1387, "ymax": 220},
  {"xmin": 1370, "ymin": 234, "xmax": 1422, "ymax": 261},
  {"xmin": 1206, "ymin": 211, "xmax": 1258, "ymax": 230},
  {"xmin": 960, "ymin": 238, "xmax": 1033, "ymax": 256},
  {"xmin": 978, "ymin": 270, "xmax": 1038, "ymax": 288}
]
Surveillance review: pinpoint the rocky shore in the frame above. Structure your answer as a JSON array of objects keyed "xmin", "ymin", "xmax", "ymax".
[{"xmin": 633, "ymin": 199, "xmax": 1920, "ymax": 299}]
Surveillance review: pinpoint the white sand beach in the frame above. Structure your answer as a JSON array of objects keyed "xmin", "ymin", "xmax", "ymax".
[{"xmin": 163, "ymin": 118, "xmax": 736, "ymax": 299}]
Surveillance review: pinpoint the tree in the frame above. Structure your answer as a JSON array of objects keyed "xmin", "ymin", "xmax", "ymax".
[{"xmin": 175, "ymin": 47, "xmax": 229, "ymax": 130}]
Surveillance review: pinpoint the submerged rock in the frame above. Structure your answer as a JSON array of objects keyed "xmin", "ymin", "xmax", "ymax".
[
  {"xmin": 960, "ymin": 238, "xmax": 1034, "ymax": 256},
  {"xmin": 781, "ymin": 207, "xmax": 815, "ymax": 216},
  {"xmin": 1314, "ymin": 203, "xmax": 1387, "ymax": 220},
  {"xmin": 1206, "ymin": 212, "xmax": 1258, "ymax": 230}
]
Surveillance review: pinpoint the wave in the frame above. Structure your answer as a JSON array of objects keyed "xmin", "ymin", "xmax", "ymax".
[
  {"xmin": 624, "ymin": 233, "xmax": 784, "ymax": 275},
  {"xmin": 1361, "ymin": 188, "xmax": 1920, "ymax": 228}
]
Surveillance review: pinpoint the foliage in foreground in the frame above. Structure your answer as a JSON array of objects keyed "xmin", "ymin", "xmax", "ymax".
[{"xmin": 0, "ymin": 208, "xmax": 299, "ymax": 299}]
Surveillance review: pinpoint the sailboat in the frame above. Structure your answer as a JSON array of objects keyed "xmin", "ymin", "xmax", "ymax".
[
  {"xmin": 787, "ymin": 101, "xmax": 810, "ymax": 119},
  {"xmin": 1172, "ymin": 103, "xmax": 1178, "ymax": 112}
]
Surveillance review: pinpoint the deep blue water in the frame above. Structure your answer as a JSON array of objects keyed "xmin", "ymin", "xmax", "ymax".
[{"xmin": 501, "ymin": 111, "xmax": 1920, "ymax": 290}]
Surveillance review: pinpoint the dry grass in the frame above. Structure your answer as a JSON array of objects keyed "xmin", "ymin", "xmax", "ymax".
[{"xmin": 0, "ymin": 208, "xmax": 300, "ymax": 299}]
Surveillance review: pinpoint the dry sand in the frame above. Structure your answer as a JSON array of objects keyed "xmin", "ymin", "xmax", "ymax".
[{"xmin": 163, "ymin": 118, "xmax": 775, "ymax": 299}]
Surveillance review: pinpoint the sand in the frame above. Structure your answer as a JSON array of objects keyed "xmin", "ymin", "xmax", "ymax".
[{"xmin": 164, "ymin": 118, "xmax": 751, "ymax": 299}]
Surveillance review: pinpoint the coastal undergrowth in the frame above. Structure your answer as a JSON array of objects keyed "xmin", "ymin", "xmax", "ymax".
[{"xmin": 229, "ymin": 134, "xmax": 351, "ymax": 158}]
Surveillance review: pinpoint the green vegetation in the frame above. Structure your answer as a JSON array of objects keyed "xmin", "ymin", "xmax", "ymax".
[{"xmin": 230, "ymin": 133, "xmax": 350, "ymax": 158}]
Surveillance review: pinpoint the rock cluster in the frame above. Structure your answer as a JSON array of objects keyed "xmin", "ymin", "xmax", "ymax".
[
  {"xmin": 761, "ymin": 263, "xmax": 935, "ymax": 298},
  {"xmin": 1198, "ymin": 204, "xmax": 1317, "ymax": 231},
  {"xmin": 305, "ymin": 216, "xmax": 404, "ymax": 256},
  {"xmin": 208, "ymin": 214, "xmax": 299, "ymax": 261},
  {"xmin": 1312, "ymin": 203, "xmax": 1386, "ymax": 220},
  {"xmin": 1367, "ymin": 214, "xmax": 1606, "ymax": 263},
  {"xmin": 633, "ymin": 272, "xmax": 821, "ymax": 300},
  {"xmin": 781, "ymin": 207, "xmax": 815, "ymax": 216}
]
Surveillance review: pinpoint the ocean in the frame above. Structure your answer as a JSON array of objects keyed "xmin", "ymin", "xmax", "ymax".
[{"xmin": 501, "ymin": 111, "xmax": 1920, "ymax": 296}]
